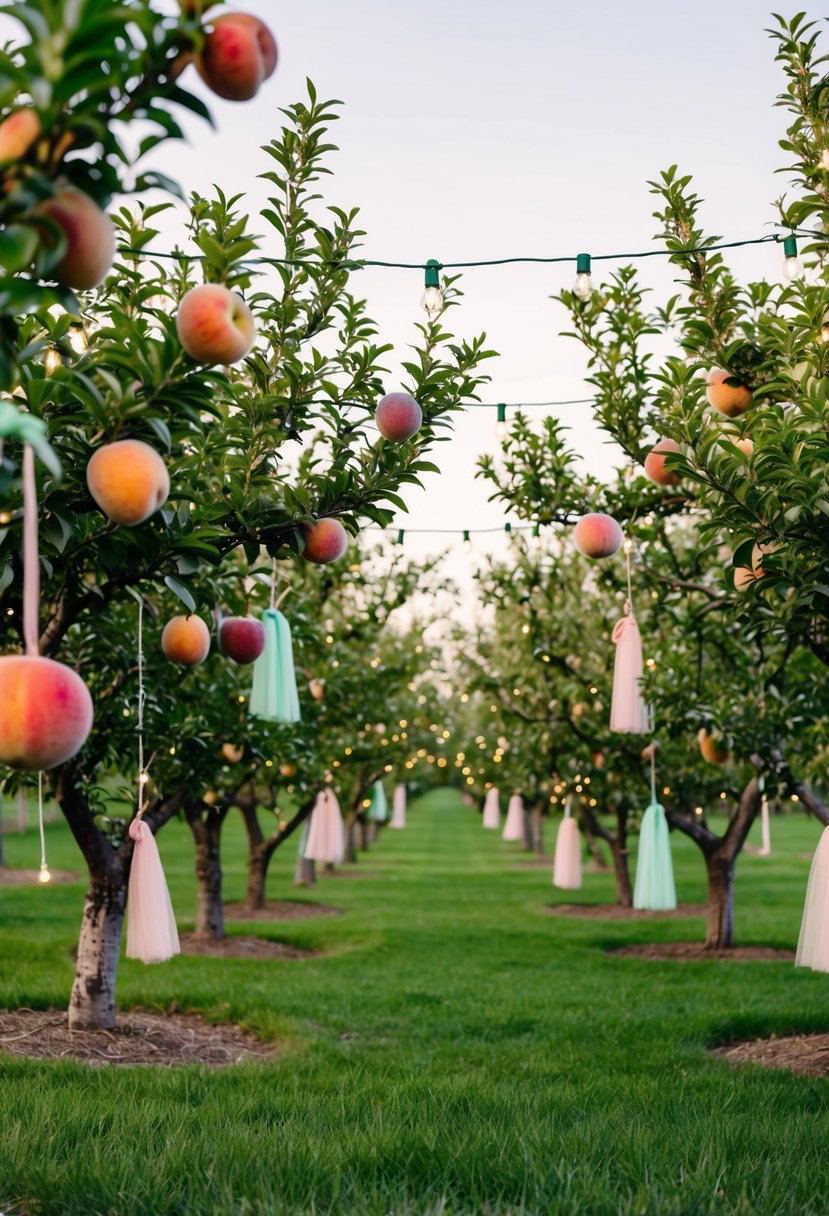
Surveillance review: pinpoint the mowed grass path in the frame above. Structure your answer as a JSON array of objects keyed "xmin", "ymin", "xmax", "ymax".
[{"xmin": 2, "ymin": 789, "xmax": 829, "ymax": 1215}]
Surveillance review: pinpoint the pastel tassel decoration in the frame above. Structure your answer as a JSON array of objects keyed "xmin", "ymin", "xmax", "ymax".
[
  {"xmin": 758, "ymin": 792, "xmax": 771, "ymax": 856},
  {"xmin": 249, "ymin": 608, "xmax": 301, "ymax": 724},
  {"xmin": 502, "ymin": 792, "xmax": 525, "ymax": 842},
  {"xmin": 126, "ymin": 818, "xmax": 180, "ymax": 963},
  {"xmin": 126, "ymin": 599, "xmax": 179, "ymax": 964},
  {"xmin": 553, "ymin": 798, "xmax": 582, "ymax": 889},
  {"xmin": 304, "ymin": 788, "xmax": 345, "ymax": 865},
  {"xmin": 610, "ymin": 540, "xmax": 649, "ymax": 734},
  {"xmin": 482, "ymin": 787, "xmax": 501, "ymax": 829},
  {"xmin": 796, "ymin": 826, "xmax": 829, "ymax": 972},
  {"xmin": 368, "ymin": 781, "xmax": 388, "ymax": 823},
  {"xmin": 391, "ymin": 784, "xmax": 407, "ymax": 829},
  {"xmin": 633, "ymin": 746, "xmax": 676, "ymax": 910}
]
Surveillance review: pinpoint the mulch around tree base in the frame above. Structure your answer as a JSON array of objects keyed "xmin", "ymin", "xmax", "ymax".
[
  {"xmin": 610, "ymin": 942, "xmax": 795, "ymax": 962},
  {"xmin": 0, "ymin": 1008, "xmax": 275, "ymax": 1067},
  {"xmin": 547, "ymin": 903, "xmax": 707, "ymax": 920},
  {"xmin": 178, "ymin": 933, "xmax": 316, "ymax": 960},
  {"xmin": 0, "ymin": 866, "xmax": 79, "ymax": 885},
  {"xmin": 223, "ymin": 900, "xmax": 341, "ymax": 921},
  {"xmin": 714, "ymin": 1034, "xmax": 829, "ymax": 1077}
]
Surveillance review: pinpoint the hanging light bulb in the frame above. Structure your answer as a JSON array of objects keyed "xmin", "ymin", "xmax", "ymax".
[
  {"xmin": 420, "ymin": 259, "xmax": 443, "ymax": 318},
  {"xmin": 573, "ymin": 252, "xmax": 592, "ymax": 301},
  {"xmin": 495, "ymin": 403, "xmax": 507, "ymax": 440},
  {"xmin": 533, "ymin": 523, "xmax": 542, "ymax": 553},
  {"xmin": 44, "ymin": 348, "xmax": 61, "ymax": 375},
  {"xmin": 68, "ymin": 324, "xmax": 88, "ymax": 354},
  {"xmin": 396, "ymin": 529, "xmax": 405, "ymax": 545},
  {"xmin": 782, "ymin": 235, "xmax": 804, "ymax": 282},
  {"xmin": 462, "ymin": 529, "xmax": 472, "ymax": 553},
  {"xmin": 38, "ymin": 863, "xmax": 52, "ymax": 884}
]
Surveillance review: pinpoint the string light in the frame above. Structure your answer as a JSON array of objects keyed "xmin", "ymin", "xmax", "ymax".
[
  {"xmin": 463, "ymin": 530, "xmax": 472, "ymax": 553},
  {"xmin": 44, "ymin": 349, "xmax": 61, "ymax": 375},
  {"xmin": 533, "ymin": 522, "xmax": 542, "ymax": 553},
  {"xmin": 420, "ymin": 258, "xmax": 443, "ymax": 317},
  {"xmin": 573, "ymin": 252, "xmax": 592, "ymax": 301},
  {"xmin": 495, "ymin": 403, "xmax": 507, "ymax": 440},
  {"xmin": 782, "ymin": 235, "xmax": 804, "ymax": 282},
  {"xmin": 37, "ymin": 771, "xmax": 51, "ymax": 884}
]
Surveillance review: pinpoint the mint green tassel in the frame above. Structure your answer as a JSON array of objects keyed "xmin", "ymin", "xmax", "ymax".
[
  {"xmin": 633, "ymin": 802, "xmax": 677, "ymax": 910},
  {"xmin": 249, "ymin": 609, "xmax": 301, "ymax": 724},
  {"xmin": 368, "ymin": 781, "xmax": 388, "ymax": 822}
]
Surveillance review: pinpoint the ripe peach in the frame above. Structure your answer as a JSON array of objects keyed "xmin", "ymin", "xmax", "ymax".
[
  {"xmin": 0, "ymin": 109, "xmax": 42, "ymax": 162},
  {"xmin": 161, "ymin": 615, "xmax": 211, "ymax": 666},
  {"xmin": 644, "ymin": 438, "xmax": 682, "ymax": 487},
  {"xmin": 37, "ymin": 186, "xmax": 115, "ymax": 290},
  {"xmin": 706, "ymin": 369, "xmax": 752, "ymax": 418},
  {"xmin": 176, "ymin": 283, "xmax": 256, "ymax": 364},
  {"xmin": 302, "ymin": 518, "xmax": 349, "ymax": 564},
  {"xmin": 376, "ymin": 392, "xmax": 423, "ymax": 442},
  {"xmin": 573, "ymin": 512, "xmax": 624, "ymax": 559},
  {"xmin": 698, "ymin": 728, "xmax": 729, "ymax": 765},
  {"xmin": 734, "ymin": 541, "xmax": 780, "ymax": 591},
  {"xmin": 219, "ymin": 616, "xmax": 265, "ymax": 664},
  {"xmin": 309, "ymin": 678, "xmax": 326, "ymax": 701},
  {"xmin": 735, "ymin": 437, "xmax": 754, "ymax": 458},
  {"xmin": 196, "ymin": 14, "xmax": 277, "ymax": 101},
  {"xmin": 86, "ymin": 439, "xmax": 169, "ymax": 526},
  {"xmin": 279, "ymin": 762, "xmax": 297, "ymax": 778},
  {"xmin": 0, "ymin": 655, "xmax": 93, "ymax": 770},
  {"xmin": 221, "ymin": 742, "xmax": 243, "ymax": 764}
]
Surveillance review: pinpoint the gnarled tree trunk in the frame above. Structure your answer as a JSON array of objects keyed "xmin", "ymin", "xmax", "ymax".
[
  {"xmin": 704, "ymin": 852, "xmax": 736, "ymax": 949},
  {"xmin": 185, "ymin": 803, "xmax": 227, "ymax": 941},
  {"xmin": 530, "ymin": 803, "xmax": 545, "ymax": 855},
  {"xmin": 579, "ymin": 802, "xmax": 633, "ymax": 907},
  {"xmin": 69, "ymin": 870, "xmax": 126, "ymax": 1030}
]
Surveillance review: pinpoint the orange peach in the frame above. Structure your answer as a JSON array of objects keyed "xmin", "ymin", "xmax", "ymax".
[
  {"xmin": 301, "ymin": 518, "xmax": 349, "ymax": 564},
  {"xmin": 176, "ymin": 283, "xmax": 256, "ymax": 364},
  {"xmin": 376, "ymin": 392, "xmax": 423, "ymax": 442},
  {"xmin": 706, "ymin": 369, "xmax": 752, "ymax": 418},
  {"xmin": 735, "ymin": 437, "xmax": 754, "ymax": 458},
  {"xmin": 196, "ymin": 14, "xmax": 278, "ymax": 101},
  {"xmin": 734, "ymin": 541, "xmax": 779, "ymax": 591},
  {"xmin": 161, "ymin": 615, "xmax": 211, "ymax": 666},
  {"xmin": 86, "ymin": 439, "xmax": 169, "ymax": 526},
  {"xmin": 221, "ymin": 742, "xmax": 243, "ymax": 764},
  {"xmin": 37, "ymin": 186, "xmax": 115, "ymax": 290},
  {"xmin": 0, "ymin": 655, "xmax": 93, "ymax": 770},
  {"xmin": 0, "ymin": 108, "xmax": 42, "ymax": 162},
  {"xmin": 698, "ymin": 728, "xmax": 729, "ymax": 765},
  {"xmin": 573, "ymin": 512, "xmax": 623, "ymax": 559},
  {"xmin": 279, "ymin": 762, "xmax": 297, "ymax": 778},
  {"xmin": 644, "ymin": 438, "xmax": 682, "ymax": 486},
  {"xmin": 308, "ymin": 678, "xmax": 326, "ymax": 701}
]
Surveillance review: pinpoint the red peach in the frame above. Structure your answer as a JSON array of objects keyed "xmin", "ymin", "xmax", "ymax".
[
  {"xmin": 643, "ymin": 438, "xmax": 682, "ymax": 487},
  {"xmin": 734, "ymin": 541, "xmax": 780, "ymax": 591},
  {"xmin": 0, "ymin": 109, "xmax": 42, "ymax": 162},
  {"xmin": 376, "ymin": 392, "xmax": 423, "ymax": 442},
  {"xmin": 161, "ymin": 615, "xmax": 211, "ymax": 666},
  {"xmin": 221, "ymin": 742, "xmax": 243, "ymax": 764},
  {"xmin": 706, "ymin": 369, "xmax": 752, "ymax": 418},
  {"xmin": 219, "ymin": 616, "xmax": 266, "ymax": 664},
  {"xmin": 573, "ymin": 512, "xmax": 624, "ymax": 559},
  {"xmin": 302, "ymin": 518, "xmax": 349, "ymax": 564},
  {"xmin": 196, "ymin": 14, "xmax": 278, "ymax": 101},
  {"xmin": 698, "ymin": 728, "xmax": 729, "ymax": 765},
  {"xmin": 86, "ymin": 439, "xmax": 169, "ymax": 526},
  {"xmin": 37, "ymin": 186, "xmax": 115, "ymax": 290},
  {"xmin": 309, "ymin": 678, "xmax": 326, "ymax": 701},
  {"xmin": 176, "ymin": 283, "xmax": 256, "ymax": 364},
  {"xmin": 0, "ymin": 655, "xmax": 93, "ymax": 770}
]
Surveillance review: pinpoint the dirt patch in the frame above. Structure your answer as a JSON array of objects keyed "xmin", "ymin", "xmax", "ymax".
[
  {"xmin": 0, "ymin": 1008, "xmax": 275, "ymax": 1068},
  {"xmin": 179, "ymin": 933, "xmax": 316, "ymax": 960},
  {"xmin": 0, "ymin": 866, "xmax": 79, "ymax": 885},
  {"xmin": 223, "ymin": 900, "xmax": 341, "ymax": 921},
  {"xmin": 611, "ymin": 942, "xmax": 795, "ymax": 962},
  {"xmin": 714, "ymin": 1033, "xmax": 829, "ymax": 1077},
  {"xmin": 547, "ymin": 902, "xmax": 707, "ymax": 921}
]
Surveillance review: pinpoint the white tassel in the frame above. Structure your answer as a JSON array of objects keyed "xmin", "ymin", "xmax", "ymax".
[{"xmin": 796, "ymin": 825, "xmax": 829, "ymax": 972}]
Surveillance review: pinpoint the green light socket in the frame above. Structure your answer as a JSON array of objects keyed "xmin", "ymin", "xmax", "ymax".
[
  {"xmin": 497, "ymin": 403, "xmax": 507, "ymax": 423},
  {"xmin": 424, "ymin": 259, "xmax": 441, "ymax": 288},
  {"xmin": 783, "ymin": 236, "xmax": 798, "ymax": 258},
  {"xmin": 576, "ymin": 252, "xmax": 591, "ymax": 275}
]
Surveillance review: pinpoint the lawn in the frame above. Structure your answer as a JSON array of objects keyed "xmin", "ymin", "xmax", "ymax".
[{"xmin": 1, "ymin": 789, "xmax": 828, "ymax": 1216}]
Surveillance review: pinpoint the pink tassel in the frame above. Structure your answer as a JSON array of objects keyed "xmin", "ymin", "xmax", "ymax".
[
  {"xmin": 304, "ymin": 788, "xmax": 345, "ymax": 864},
  {"xmin": 126, "ymin": 818, "xmax": 180, "ymax": 964},
  {"xmin": 610, "ymin": 612, "xmax": 649, "ymax": 734},
  {"xmin": 391, "ymin": 784, "xmax": 407, "ymax": 828},
  {"xmin": 502, "ymin": 793, "xmax": 525, "ymax": 842},
  {"xmin": 553, "ymin": 802, "xmax": 582, "ymax": 889},
  {"xmin": 482, "ymin": 787, "xmax": 500, "ymax": 829}
]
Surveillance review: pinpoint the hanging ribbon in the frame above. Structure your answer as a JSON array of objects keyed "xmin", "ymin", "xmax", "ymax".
[
  {"xmin": 610, "ymin": 540, "xmax": 650, "ymax": 734},
  {"xmin": 552, "ymin": 796, "xmax": 582, "ymax": 889},
  {"xmin": 633, "ymin": 744, "xmax": 677, "ymax": 911}
]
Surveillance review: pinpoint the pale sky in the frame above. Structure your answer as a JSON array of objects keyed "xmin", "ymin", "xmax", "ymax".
[{"xmin": 10, "ymin": 2, "xmax": 807, "ymax": 595}]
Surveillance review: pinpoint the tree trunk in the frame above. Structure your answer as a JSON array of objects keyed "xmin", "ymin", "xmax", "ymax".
[
  {"xmin": 294, "ymin": 856, "xmax": 316, "ymax": 887},
  {"xmin": 704, "ymin": 853, "xmax": 735, "ymax": 950},
  {"xmin": 344, "ymin": 819, "xmax": 357, "ymax": 864},
  {"xmin": 359, "ymin": 819, "xmax": 369, "ymax": 851},
  {"xmin": 531, "ymin": 804, "xmax": 544, "ymax": 856},
  {"xmin": 610, "ymin": 839, "xmax": 633, "ymax": 908},
  {"xmin": 582, "ymin": 822, "xmax": 610, "ymax": 870},
  {"xmin": 246, "ymin": 850, "xmax": 268, "ymax": 910},
  {"xmin": 522, "ymin": 808, "xmax": 534, "ymax": 852},
  {"xmin": 189, "ymin": 814, "xmax": 225, "ymax": 940},
  {"xmin": 68, "ymin": 872, "xmax": 126, "ymax": 1030}
]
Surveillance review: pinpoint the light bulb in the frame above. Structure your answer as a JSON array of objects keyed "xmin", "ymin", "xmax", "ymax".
[
  {"xmin": 573, "ymin": 253, "xmax": 592, "ymax": 300},
  {"xmin": 495, "ymin": 403, "xmax": 507, "ymax": 440},
  {"xmin": 420, "ymin": 285, "xmax": 443, "ymax": 317},
  {"xmin": 821, "ymin": 149, "xmax": 829, "ymax": 170},
  {"xmin": 38, "ymin": 863, "xmax": 51, "ymax": 884},
  {"xmin": 462, "ymin": 530, "xmax": 472, "ymax": 553},
  {"xmin": 782, "ymin": 235, "xmax": 804, "ymax": 282},
  {"xmin": 421, "ymin": 258, "xmax": 443, "ymax": 318},
  {"xmin": 44, "ymin": 348, "xmax": 61, "ymax": 375},
  {"xmin": 68, "ymin": 325, "xmax": 88, "ymax": 354}
]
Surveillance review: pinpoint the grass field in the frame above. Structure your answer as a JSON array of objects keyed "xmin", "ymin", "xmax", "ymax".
[{"xmin": 1, "ymin": 789, "xmax": 829, "ymax": 1216}]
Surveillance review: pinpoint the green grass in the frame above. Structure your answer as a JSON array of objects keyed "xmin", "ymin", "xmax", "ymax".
[{"xmin": 1, "ymin": 791, "xmax": 829, "ymax": 1216}]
